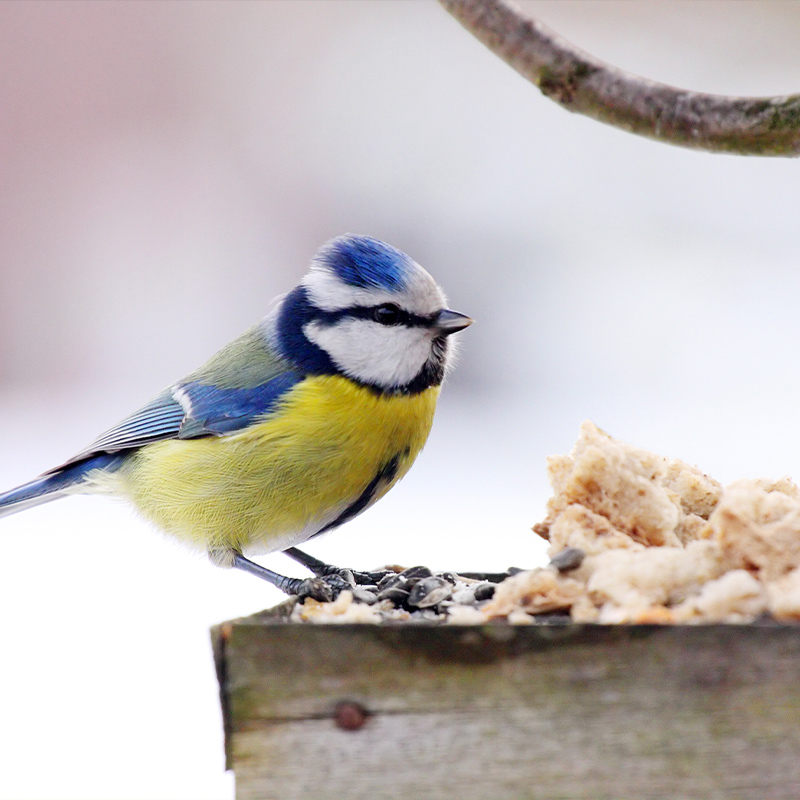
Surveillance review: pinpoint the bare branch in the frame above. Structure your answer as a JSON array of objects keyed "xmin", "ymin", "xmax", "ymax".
[{"xmin": 439, "ymin": 0, "xmax": 800, "ymax": 157}]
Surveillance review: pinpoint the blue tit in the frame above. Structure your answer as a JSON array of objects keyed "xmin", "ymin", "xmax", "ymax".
[{"xmin": 0, "ymin": 234, "xmax": 472, "ymax": 597}]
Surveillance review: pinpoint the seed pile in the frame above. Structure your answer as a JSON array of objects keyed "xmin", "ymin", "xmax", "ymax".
[
  {"xmin": 288, "ymin": 558, "xmax": 590, "ymax": 624},
  {"xmin": 290, "ymin": 564, "xmax": 523, "ymax": 624}
]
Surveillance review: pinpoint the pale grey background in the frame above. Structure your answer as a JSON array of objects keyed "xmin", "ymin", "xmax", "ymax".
[{"xmin": 1, "ymin": 2, "xmax": 799, "ymax": 798}]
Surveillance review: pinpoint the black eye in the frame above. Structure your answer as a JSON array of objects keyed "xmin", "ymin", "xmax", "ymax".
[{"xmin": 372, "ymin": 303, "xmax": 402, "ymax": 325}]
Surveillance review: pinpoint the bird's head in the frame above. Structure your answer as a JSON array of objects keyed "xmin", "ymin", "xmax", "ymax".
[{"xmin": 271, "ymin": 234, "xmax": 472, "ymax": 394}]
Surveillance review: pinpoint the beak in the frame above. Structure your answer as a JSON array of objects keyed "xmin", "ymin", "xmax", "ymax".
[{"xmin": 434, "ymin": 308, "xmax": 474, "ymax": 336}]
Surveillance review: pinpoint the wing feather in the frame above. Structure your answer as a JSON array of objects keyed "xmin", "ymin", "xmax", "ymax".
[
  {"xmin": 50, "ymin": 322, "xmax": 304, "ymax": 471},
  {"xmin": 52, "ymin": 391, "xmax": 186, "ymax": 470}
]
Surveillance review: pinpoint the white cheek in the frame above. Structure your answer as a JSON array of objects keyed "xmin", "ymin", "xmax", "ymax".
[{"xmin": 304, "ymin": 320, "xmax": 432, "ymax": 388}]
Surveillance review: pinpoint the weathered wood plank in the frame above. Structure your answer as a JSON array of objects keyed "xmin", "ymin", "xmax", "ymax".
[{"xmin": 211, "ymin": 618, "xmax": 800, "ymax": 800}]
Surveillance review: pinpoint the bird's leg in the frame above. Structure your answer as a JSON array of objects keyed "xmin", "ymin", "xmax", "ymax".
[
  {"xmin": 212, "ymin": 549, "xmax": 344, "ymax": 602},
  {"xmin": 283, "ymin": 547, "xmax": 390, "ymax": 586},
  {"xmin": 231, "ymin": 552, "xmax": 310, "ymax": 594},
  {"xmin": 283, "ymin": 547, "xmax": 340, "ymax": 576}
]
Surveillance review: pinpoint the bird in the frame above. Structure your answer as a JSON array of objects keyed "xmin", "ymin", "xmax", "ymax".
[{"xmin": 0, "ymin": 234, "xmax": 472, "ymax": 599}]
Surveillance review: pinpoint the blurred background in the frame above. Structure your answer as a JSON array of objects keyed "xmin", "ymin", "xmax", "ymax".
[{"xmin": 1, "ymin": 1, "xmax": 799, "ymax": 797}]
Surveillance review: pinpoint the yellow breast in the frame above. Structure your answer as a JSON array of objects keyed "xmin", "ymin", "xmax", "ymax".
[{"xmin": 116, "ymin": 376, "xmax": 440, "ymax": 554}]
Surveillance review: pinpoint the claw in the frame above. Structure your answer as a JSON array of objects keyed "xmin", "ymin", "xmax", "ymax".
[
  {"xmin": 283, "ymin": 547, "xmax": 389, "ymax": 586},
  {"xmin": 296, "ymin": 573, "xmax": 356, "ymax": 602},
  {"xmin": 296, "ymin": 577, "xmax": 335, "ymax": 602}
]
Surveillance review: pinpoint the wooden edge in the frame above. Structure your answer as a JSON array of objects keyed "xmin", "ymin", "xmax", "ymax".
[
  {"xmin": 210, "ymin": 599, "xmax": 299, "ymax": 768},
  {"xmin": 210, "ymin": 612, "xmax": 799, "ymax": 773}
]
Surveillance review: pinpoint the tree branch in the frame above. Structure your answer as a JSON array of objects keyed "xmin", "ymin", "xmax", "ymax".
[{"xmin": 439, "ymin": 0, "xmax": 800, "ymax": 156}]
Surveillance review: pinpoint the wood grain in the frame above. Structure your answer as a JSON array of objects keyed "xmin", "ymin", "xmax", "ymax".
[{"xmin": 212, "ymin": 616, "xmax": 800, "ymax": 799}]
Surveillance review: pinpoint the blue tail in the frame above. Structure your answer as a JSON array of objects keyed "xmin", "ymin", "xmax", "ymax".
[{"xmin": 0, "ymin": 453, "xmax": 127, "ymax": 520}]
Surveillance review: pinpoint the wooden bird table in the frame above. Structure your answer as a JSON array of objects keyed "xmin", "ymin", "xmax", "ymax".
[{"xmin": 211, "ymin": 607, "xmax": 800, "ymax": 799}]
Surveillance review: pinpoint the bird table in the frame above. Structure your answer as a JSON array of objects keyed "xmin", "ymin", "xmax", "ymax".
[{"xmin": 211, "ymin": 607, "xmax": 800, "ymax": 799}]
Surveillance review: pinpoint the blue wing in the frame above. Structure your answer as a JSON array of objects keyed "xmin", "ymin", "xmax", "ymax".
[
  {"xmin": 175, "ymin": 373, "xmax": 302, "ymax": 437},
  {"xmin": 55, "ymin": 371, "xmax": 302, "ymax": 472}
]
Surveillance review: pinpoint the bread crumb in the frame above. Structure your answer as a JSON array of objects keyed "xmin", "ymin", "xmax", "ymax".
[
  {"xmin": 542, "ymin": 421, "xmax": 721, "ymax": 550},
  {"xmin": 766, "ymin": 567, "xmax": 800, "ymax": 620},
  {"xmin": 292, "ymin": 590, "xmax": 383, "ymax": 624},
  {"xmin": 586, "ymin": 540, "xmax": 725, "ymax": 609},
  {"xmin": 482, "ymin": 568, "xmax": 583, "ymax": 618},
  {"xmin": 491, "ymin": 421, "xmax": 800, "ymax": 625},
  {"xmin": 547, "ymin": 503, "xmax": 644, "ymax": 557},
  {"xmin": 674, "ymin": 570, "xmax": 767, "ymax": 623},
  {"xmin": 446, "ymin": 604, "xmax": 489, "ymax": 625},
  {"xmin": 711, "ymin": 478, "xmax": 800, "ymax": 581}
]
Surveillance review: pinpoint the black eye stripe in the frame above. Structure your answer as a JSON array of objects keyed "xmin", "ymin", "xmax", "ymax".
[
  {"xmin": 357, "ymin": 305, "xmax": 434, "ymax": 327},
  {"xmin": 372, "ymin": 303, "xmax": 404, "ymax": 325},
  {"xmin": 312, "ymin": 305, "xmax": 436, "ymax": 328}
]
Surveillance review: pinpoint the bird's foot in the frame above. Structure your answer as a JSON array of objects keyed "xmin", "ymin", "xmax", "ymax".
[
  {"xmin": 283, "ymin": 547, "xmax": 391, "ymax": 588},
  {"xmin": 293, "ymin": 573, "xmax": 355, "ymax": 602},
  {"xmin": 225, "ymin": 551, "xmax": 350, "ymax": 601}
]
